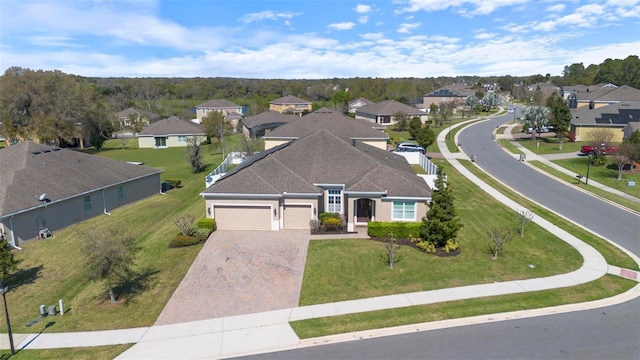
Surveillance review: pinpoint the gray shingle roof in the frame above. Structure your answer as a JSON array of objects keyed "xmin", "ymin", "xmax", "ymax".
[
  {"xmin": 196, "ymin": 99, "xmax": 240, "ymax": 108},
  {"xmin": 138, "ymin": 116, "xmax": 205, "ymax": 136},
  {"xmin": 348, "ymin": 97, "xmax": 375, "ymax": 107},
  {"xmin": 571, "ymin": 101, "xmax": 640, "ymax": 125},
  {"xmin": 0, "ymin": 141, "xmax": 162, "ymax": 217},
  {"xmin": 242, "ymin": 111, "xmax": 299, "ymax": 129},
  {"xmin": 269, "ymin": 95, "xmax": 311, "ymax": 105},
  {"xmin": 356, "ymin": 100, "xmax": 425, "ymax": 116},
  {"xmin": 114, "ymin": 107, "xmax": 161, "ymax": 121},
  {"xmin": 263, "ymin": 107, "xmax": 388, "ymax": 140},
  {"xmin": 203, "ymin": 130, "xmax": 430, "ymax": 198}
]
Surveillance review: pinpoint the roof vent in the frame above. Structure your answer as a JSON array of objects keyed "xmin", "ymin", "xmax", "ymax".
[
  {"xmin": 43, "ymin": 149, "xmax": 51, "ymax": 153},
  {"xmin": 52, "ymin": 148, "xmax": 61, "ymax": 151},
  {"xmin": 32, "ymin": 151, "xmax": 41, "ymax": 155}
]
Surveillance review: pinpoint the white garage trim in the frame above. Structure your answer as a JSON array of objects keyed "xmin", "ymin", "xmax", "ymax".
[
  {"xmin": 213, "ymin": 204, "xmax": 274, "ymax": 230},
  {"xmin": 283, "ymin": 204, "xmax": 313, "ymax": 230}
]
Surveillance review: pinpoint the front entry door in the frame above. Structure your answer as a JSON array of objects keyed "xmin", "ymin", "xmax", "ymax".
[{"xmin": 356, "ymin": 199, "xmax": 372, "ymax": 222}]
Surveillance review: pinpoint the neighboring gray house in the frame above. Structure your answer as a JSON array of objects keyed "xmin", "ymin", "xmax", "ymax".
[
  {"xmin": 0, "ymin": 141, "xmax": 162, "ymax": 246},
  {"xmin": 355, "ymin": 100, "xmax": 428, "ymax": 126},
  {"xmin": 201, "ymin": 130, "xmax": 431, "ymax": 232},
  {"xmin": 138, "ymin": 116, "xmax": 207, "ymax": 148},
  {"xmin": 348, "ymin": 97, "xmax": 375, "ymax": 113},
  {"xmin": 241, "ymin": 111, "xmax": 299, "ymax": 138},
  {"xmin": 423, "ymin": 85, "xmax": 475, "ymax": 110},
  {"xmin": 623, "ymin": 121, "xmax": 640, "ymax": 140},
  {"xmin": 263, "ymin": 107, "xmax": 389, "ymax": 150}
]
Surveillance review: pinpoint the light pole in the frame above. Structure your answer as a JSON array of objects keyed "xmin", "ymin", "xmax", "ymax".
[
  {"xmin": 0, "ymin": 281, "xmax": 15, "ymax": 355},
  {"xmin": 585, "ymin": 154, "xmax": 592, "ymax": 185}
]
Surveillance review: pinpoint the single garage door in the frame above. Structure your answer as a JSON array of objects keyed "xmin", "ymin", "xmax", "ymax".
[
  {"xmin": 283, "ymin": 205, "xmax": 312, "ymax": 229},
  {"xmin": 214, "ymin": 206, "xmax": 271, "ymax": 230}
]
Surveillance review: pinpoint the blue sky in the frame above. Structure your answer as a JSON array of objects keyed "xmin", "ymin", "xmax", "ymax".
[{"xmin": 1, "ymin": 0, "xmax": 638, "ymax": 78}]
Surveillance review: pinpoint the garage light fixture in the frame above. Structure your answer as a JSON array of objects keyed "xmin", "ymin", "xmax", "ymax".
[{"xmin": 273, "ymin": 208, "xmax": 278, "ymax": 218}]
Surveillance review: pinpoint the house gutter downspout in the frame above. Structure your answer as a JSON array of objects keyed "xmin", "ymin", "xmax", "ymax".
[
  {"xmin": 102, "ymin": 189, "xmax": 111, "ymax": 215},
  {"xmin": 8, "ymin": 217, "xmax": 21, "ymax": 250}
]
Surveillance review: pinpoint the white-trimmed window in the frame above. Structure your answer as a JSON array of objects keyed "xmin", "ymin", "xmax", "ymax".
[
  {"xmin": 117, "ymin": 185, "xmax": 124, "ymax": 200},
  {"xmin": 84, "ymin": 195, "xmax": 92, "ymax": 211},
  {"xmin": 392, "ymin": 201, "xmax": 416, "ymax": 220},
  {"xmin": 178, "ymin": 135, "xmax": 187, "ymax": 143},
  {"xmin": 327, "ymin": 190, "xmax": 342, "ymax": 213}
]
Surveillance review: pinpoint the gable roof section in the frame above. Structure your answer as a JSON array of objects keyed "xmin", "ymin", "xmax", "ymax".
[
  {"xmin": 425, "ymin": 86, "xmax": 474, "ymax": 98},
  {"xmin": 196, "ymin": 99, "xmax": 240, "ymax": 109},
  {"xmin": 115, "ymin": 107, "xmax": 161, "ymax": 121},
  {"xmin": 348, "ymin": 97, "xmax": 375, "ymax": 107},
  {"xmin": 269, "ymin": 95, "xmax": 311, "ymax": 105},
  {"xmin": 356, "ymin": 100, "xmax": 424, "ymax": 116},
  {"xmin": 242, "ymin": 111, "xmax": 299, "ymax": 129},
  {"xmin": 263, "ymin": 107, "xmax": 388, "ymax": 140},
  {"xmin": 0, "ymin": 142, "xmax": 162, "ymax": 218},
  {"xmin": 203, "ymin": 130, "xmax": 430, "ymax": 198},
  {"xmin": 571, "ymin": 101, "xmax": 640, "ymax": 125},
  {"xmin": 139, "ymin": 116, "xmax": 205, "ymax": 136}
]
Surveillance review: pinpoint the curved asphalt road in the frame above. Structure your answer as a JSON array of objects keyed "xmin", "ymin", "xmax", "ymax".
[{"xmin": 240, "ymin": 111, "xmax": 640, "ymax": 360}]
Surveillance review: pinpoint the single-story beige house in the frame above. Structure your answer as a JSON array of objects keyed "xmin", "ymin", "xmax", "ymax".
[
  {"xmin": 138, "ymin": 116, "xmax": 207, "ymax": 148},
  {"xmin": 269, "ymin": 95, "xmax": 312, "ymax": 116},
  {"xmin": 355, "ymin": 100, "xmax": 428, "ymax": 126},
  {"xmin": 0, "ymin": 141, "xmax": 162, "ymax": 245},
  {"xmin": 263, "ymin": 107, "xmax": 389, "ymax": 150},
  {"xmin": 348, "ymin": 97, "xmax": 375, "ymax": 114},
  {"xmin": 201, "ymin": 130, "xmax": 432, "ymax": 232}
]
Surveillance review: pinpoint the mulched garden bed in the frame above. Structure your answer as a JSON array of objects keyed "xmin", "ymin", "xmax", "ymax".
[{"xmin": 368, "ymin": 236, "xmax": 461, "ymax": 257}]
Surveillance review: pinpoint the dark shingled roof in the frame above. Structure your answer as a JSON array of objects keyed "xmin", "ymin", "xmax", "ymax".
[
  {"xmin": 203, "ymin": 130, "xmax": 430, "ymax": 198},
  {"xmin": 269, "ymin": 95, "xmax": 311, "ymax": 105},
  {"xmin": 115, "ymin": 107, "xmax": 161, "ymax": 121},
  {"xmin": 425, "ymin": 85, "xmax": 474, "ymax": 98},
  {"xmin": 356, "ymin": 100, "xmax": 425, "ymax": 116},
  {"xmin": 196, "ymin": 99, "xmax": 241, "ymax": 108},
  {"xmin": 242, "ymin": 111, "xmax": 299, "ymax": 129},
  {"xmin": 263, "ymin": 107, "xmax": 388, "ymax": 140},
  {"xmin": 139, "ymin": 116, "xmax": 205, "ymax": 136},
  {"xmin": 0, "ymin": 142, "xmax": 162, "ymax": 217},
  {"xmin": 571, "ymin": 101, "xmax": 640, "ymax": 125},
  {"xmin": 576, "ymin": 85, "xmax": 640, "ymax": 101},
  {"xmin": 348, "ymin": 97, "xmax": 375, "ymax": 107}
]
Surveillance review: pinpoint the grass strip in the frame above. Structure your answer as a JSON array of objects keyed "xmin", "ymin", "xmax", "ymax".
[
  {"xmin": 458, "ymin": 160, "xmax": 638, "ymax": 270},
  {"xmin": 497, "ymin": 139, "xmax": 522, "ymax": 154},
  {"xmin": 528, "ymin": 161, "xmax": 640, "ymax": 213},
  {"xmin": 291, "ymin": 275, "xmax": 635, "ymax": 339},
  {"xmin": 514, "ymin": 138, "xmax": 584, "ymax": 155},
  {"xmin": 0, "ymin": 344, "xmax": 132, "ymax": 360}
]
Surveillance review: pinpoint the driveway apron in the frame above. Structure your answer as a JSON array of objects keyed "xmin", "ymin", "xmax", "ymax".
[{"xmin": 154, "ymin": 230, "xmax": 310, "ymax": 325}]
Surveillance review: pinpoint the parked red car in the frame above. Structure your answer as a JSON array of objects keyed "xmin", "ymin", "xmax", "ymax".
[{"xmin": 580, "ymin": 144, "xmax": 619, "ymax": 155}]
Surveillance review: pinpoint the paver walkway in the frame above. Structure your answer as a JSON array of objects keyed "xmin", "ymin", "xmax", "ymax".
[{"xmin": 155, "ymin": 230, "xmax": 310, "ymax": 325}]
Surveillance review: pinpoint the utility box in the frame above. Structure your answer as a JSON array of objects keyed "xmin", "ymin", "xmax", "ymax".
[
  {"xmin": 40, "ymin": 305, "xmax": 46, "ymax": 316},
  {"xmin": 48, "ymin": 305, "xmax": 56, "ymax": 316}
]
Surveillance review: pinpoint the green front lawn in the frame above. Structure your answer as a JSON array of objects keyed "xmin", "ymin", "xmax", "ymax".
[
  {"xmin": 515, "ymin": 137, "xmax": 584, "ymax": 155},
  {"xmin": 552, "ymin": 158, "xmax": 640, "ymax": 198},
  {"xmin": 299, "ymin": 160, "xmax": 583, "ymax": 305},
  {"xmin": 8, "ymin": 143, "xmax": 225, "ymax": 333}
]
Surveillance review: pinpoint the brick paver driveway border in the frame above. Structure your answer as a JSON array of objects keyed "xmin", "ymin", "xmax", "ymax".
[{"xmin": 155, "ymin": 230, "xmax": 310, "ymax": 325}]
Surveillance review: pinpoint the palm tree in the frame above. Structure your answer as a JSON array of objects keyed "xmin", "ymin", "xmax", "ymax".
[{"xmin": 521, "ymin": 106, "xmax": 550, "ymax": 141}]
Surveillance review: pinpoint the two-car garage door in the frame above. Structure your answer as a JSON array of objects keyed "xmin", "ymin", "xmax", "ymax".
[{"xmin": 214, "ymin": 205, "xmax": 271, "ymax": 230}]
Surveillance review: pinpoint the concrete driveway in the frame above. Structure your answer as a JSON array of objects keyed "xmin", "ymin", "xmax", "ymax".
[{"xmin": 155, "ymin": 230, "xmax": 310, "ymax": 325}]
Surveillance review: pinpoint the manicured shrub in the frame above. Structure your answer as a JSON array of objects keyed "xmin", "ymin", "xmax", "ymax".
[
  {"xmin": 169, "ymin": 234, "xmax": 204, "ymax": 248},
  {"xmin": 367, "ymin": 222, "xmax": 421, "ymax": 239},
  {"xmin": 165, "ymin": 179, "xmax": 182, "ymax": 189},
  {"xmin": 444, "ymin": 239, "xmax": 459, "ymax": 253},
  {"xmin": 196, "ymin": 218, "xmax": 215, "ymax": 232},
  {"xmin": 416, "ymin": 240, "xmax": 436, "ymax": 253},
  {"xmin": 319, "ymin": 212, "xmax": 341, "ymax": 224}
]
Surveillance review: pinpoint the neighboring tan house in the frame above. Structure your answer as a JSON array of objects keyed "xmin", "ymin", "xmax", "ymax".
[
  {"xmin": 138, "ymin": 116, "xmax": 207, "ymax": 149},
  {"xmin": 0, "ymin": 141, "xmax": 162, "ymax": 245},
  {"xmin": 348, "ymin": 97, "xmax": 375, "ymax": 113},
  {"xmin": 355, "ymin": 100, "xmax": 428, "ymax": 126},
  {"xmin": 200, "ymin": 130, "xmax": 431, "ymax": 232},
  {"xmin": 572, "ymin": 85, "xmax": 640, "ymax": 109},
  {"xmin": 569, "ymin": 101, "xmax": 640, "ymax": 142},
  {"xmin": 623, "ymin": 122, "xmax": 640, "ymax": 140},
  {"xmin": 263, "ymin": 107, "xmax": 389, "ymax": 150},
  {"xmin": 269, "ymin": 95, "xmax": 312, "ymax": 116},
  {"xmin": 423, "ymin": 85, "xmax": 474, "ymax": 110},
  {"xmin": 114, "ymin": 107, "xmax": 161, "ymax": 137},
  {"xmin": 241, "ymin": 111, "xmax": 299, "ymax": 138},
  {"xmin": 194, "ymin": 99, "xmax": 244, "ymax": 128}
]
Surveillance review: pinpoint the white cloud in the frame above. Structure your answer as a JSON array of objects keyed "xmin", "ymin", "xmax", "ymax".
[
  {"xmin": 400, "ymin": 0, "xmax": 531, "ymax": 16},
  {"xmin": 327, "ymin": 22, "xmax": 356, "ymax": 31},
  {"xmin": 397, "ymin": 22, "xmax": 421, "ymax": 34},
  {"xmin": 358, "ymin": 16, "xmax": 369, "ymax": 24},
  {"xmin": 240, "ymin": 10, "xmax": 300, "ymax": 23},
  {"xmin": 474, "ymin": 32, "xmax": 495, "ymax": 40},
  {"xmin": 355, "ymin": 4, "xmax": 372, "ymax": 14},
  {"xmin": 546, "ymin": 4, "xmax": 565, "ymax": 12}
]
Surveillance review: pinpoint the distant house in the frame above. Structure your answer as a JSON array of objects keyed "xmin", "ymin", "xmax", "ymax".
[
  {"xmin": 623, "ymin": 122, "xmax": 640, "ymax": 140},
  {"xmin": 263, "ymin": 107, "xmax": 388, "ymax": 150},
  {"xmin": 138, "ymin": 116, "xmax": 207, "ymax": 148},
  {"xmin": 0, "ymin": 141, "xmax": 162, "ymax": 245},
  {"xmin": 423, "ymin": 85, "xmax": 474, "ymax": 110},
  {"xmin": 201, "ymin": 130, "xmax": 431, "ymax": 232},
  {"xmin": 269, "ymin": 95, "xmax": 312, "ymax": 116},
  {"xmin": 348, "ymin": 97, "xmax": 375, "ymax": 114},
  {"xmin": 114, "ymin": 107, "xmax": 161, "ymax": 137},
  {"xmin": 355, "ymin": 100, "xmax": 427, "ymax": 126},
  {"xmin": 572, "ymin": 85, "xmax": 640, "ymax": 109},
  {"xmin": 569, "ymin": 101, "xmax": 640, "ymax": 142},
  {"xmin": 195, "ymin": 99, "xmax": 243, "ymax": 128},
  {"xmin": 241, "ymin": 111, "xmax": 299, "ymax": 138}
]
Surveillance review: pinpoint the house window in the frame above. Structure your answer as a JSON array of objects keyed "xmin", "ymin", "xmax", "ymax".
[
  {"xmin": 327, "ymin": 190, "xmax": 342, "ymax": 213},
  {"xmin": 84, "ymin": 195, "xmax": 92, "ymax": 211},
  {"xmin": 392, "ymin": 201, "xmax": 416, "ymax": 220},
  {"xmin": 155, "ymin": 137, "xmax": 167, "ymax": 147},
  {"xmin": 178, "ymin": 135, "xmax": 187, "ymax": 143},
  {"xmin": 117, "ymin": 185, "xmax": 124, "ymax": 200}
]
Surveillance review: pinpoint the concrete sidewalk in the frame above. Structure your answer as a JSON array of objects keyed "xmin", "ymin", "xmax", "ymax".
[{"xmin": 2, "ymin": 117, "xmax": 639, "ymax": 359}]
